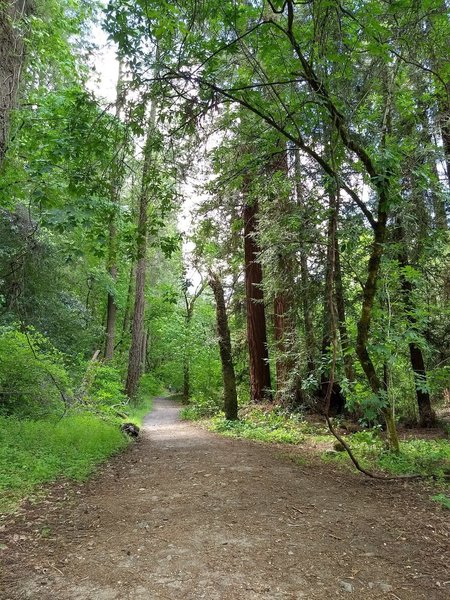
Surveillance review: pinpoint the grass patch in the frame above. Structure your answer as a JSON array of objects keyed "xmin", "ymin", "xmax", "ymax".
[
  {"xmin": 0, "ymin": 413, "xmax": 129, "ymax": 513},
  {"xmin": 189, "ymin": 406, "xmax": 327, "ymax": 445},
  {"xmin": 209, "ymin": 416, "xmax": 305, "ymax": 444}
]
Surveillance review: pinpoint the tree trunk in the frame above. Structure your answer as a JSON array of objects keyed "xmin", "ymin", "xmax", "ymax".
[
  {"xmin": 122, "ymin": 262, "xmax": 135, "ymax": 339},
  {"xmin": 334, "ymin": 234, "xmax": 355, "ymax": 383},
  {"xmin": 243, "ymin": 193, "xmax": 272, "ymax": 403},
  {"xmin": 140, "ymin": 328, "xmax": 148, "ymax": 376},
  {"xmin": 209, "ymin": 272, "xmax": 238, "ymax": 420},
  {"xmin": 394, "ymin": 219, "xmax": 436, "ymax": 427},
  {"xmin": 0, "ymin": 0, "xmax": 32, "ymax": 167},
  {"xmin": 355, "ymin": 203, "xmax": 400, "ymax": 452},
  {"xmin": 293, "ymin": 148, "xmax": 316, "ymax": 374},
  {"xmin": 271, "ymin": 147, "xmax": 302, "ymax": 405},
  {"xmin": 125, "ymin": 101, "xmax": 156, "ymax": 399},
  {"xmin": 104, "ymin": 61, "xmax": 125, "ymax": 360},
  {"xmin": 182, "ymin": 308, "xmax": 192, "ymax": 405},
  {"xmin": 319, "ymin": 183, "xmax": 345, "ymax": 415}
]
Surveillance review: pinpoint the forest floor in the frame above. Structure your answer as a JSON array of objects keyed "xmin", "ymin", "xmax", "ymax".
[{"xmin": 1, "ymin": 398, "xmax": 449, "ymax": 600}]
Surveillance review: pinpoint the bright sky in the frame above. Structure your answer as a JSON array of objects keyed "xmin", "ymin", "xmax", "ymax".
[{"xmin": 87, "ymin": 21, "xmax": 119, "ymax": 105}]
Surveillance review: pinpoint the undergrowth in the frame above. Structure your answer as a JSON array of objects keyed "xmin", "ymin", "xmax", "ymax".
[
  {"xmin": 0, "ymin": 414, "xmax": 128, "ymax": 512},
  {"xmin": 0, "ymin": 372, "xmax": 162, "ymax": 513}
]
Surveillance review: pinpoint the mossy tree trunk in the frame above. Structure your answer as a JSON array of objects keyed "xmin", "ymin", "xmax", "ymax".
[{"xmin": 209, "ymin": 271, "xmax": 238, "ymax": 420}]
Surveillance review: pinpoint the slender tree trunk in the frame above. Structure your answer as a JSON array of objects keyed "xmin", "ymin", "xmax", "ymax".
[
  {"xmin": 243, "ymin": 191, "xmax": 272, "ymax": 403},
  {"xmin": 355, "ymin": 202, "xmax": 400, "ymax": 452},
  {"xmin": 293, "ymin": 148, "xmax": 316, "ymax": 374},
  {"xmin": 104, "ymin": 61, "xmax": 125, "ymax": 360},
  {"xmin": 209, "ymin": 272, "xmax": 238, "ymax": 420},
  {"xmin": 122, "ymin": 262, "xmax": 135, "ymax": 339},
  {"xmin": 270, "ymin": 148, "xmax": 302, "ymax": 405},
  {"xmin": 334, "ymin": 234, "xmax": 355, "ymax": 383},
  {"xmin": 0, "ymin": 0, "xmax": 31, "ymax": 167},
  {"xmin": 140, "ymin": 328, "xmax": 148, "ymax": 376},
  {"xmin": 125, "ymin": 102, "xmax": 156, "ymax": 399},
  {"xmin": 182, "ymin": 308, "xmax": 192, "ymax": 404},
  {"xmin": 394, "ymin": 219, "xmax": 436, "ymax": 426},
  {"xmin": 319, "ymin": 183, "xmax": 345, "ymax": 414}
]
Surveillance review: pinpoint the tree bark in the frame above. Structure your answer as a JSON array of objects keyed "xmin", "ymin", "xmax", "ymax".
[
  {"xmin": 122, "ymin": 262, "xmax": 135, "ymax": 339},
  {"xmin": 209, "ymin": 272, "xmax": 238, "ymax": 420},
  {"xmin": 125, "ymin": 101, "xmax": 156, "ymax": 399},
  {"xmin": 319, "ymin": 182, "xmax": 345, "ymax": 414},
  {"xmin": 182, "ymin": 307, "xmax": 192, "ymax": 405},
  {"xmin": 270, "ymin": 148, "xmax": 302, "ymax": 405},
  {"xmin": 243, "ymin": 191, "xmax": 272, "ymax": 403},
  {"xmin": 0, "ymin": 0, "xmax": 32, "ymax": 167}
]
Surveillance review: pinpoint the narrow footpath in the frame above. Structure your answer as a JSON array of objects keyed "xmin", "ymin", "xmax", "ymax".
[{"xmin": 1, "ymin": 398, "xmax": 448, "ymax": 599}]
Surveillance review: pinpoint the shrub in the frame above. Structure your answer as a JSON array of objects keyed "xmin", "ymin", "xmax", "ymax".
[{"xmin": 0, "ymin": 326, "xmax": 71, "ymax": 418}]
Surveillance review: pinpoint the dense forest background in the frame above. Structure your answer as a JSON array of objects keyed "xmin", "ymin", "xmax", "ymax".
[{"xmin": 0, "ymin": 0, "xmax": 449, "ymax": 509}]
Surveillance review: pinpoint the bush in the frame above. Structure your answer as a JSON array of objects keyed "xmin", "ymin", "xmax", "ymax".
[
  {"xmin": 0, "ymin": 326, "xmax": 71, "ymax": 418},
  {"xmin": 83, "ymin": 362, "xmax": 128, "ymax": 416}
]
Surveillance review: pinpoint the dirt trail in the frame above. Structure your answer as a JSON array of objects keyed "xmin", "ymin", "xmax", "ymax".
[{"xmin": 1, "ymin": 398, "xmax": 449, "ymax": 599}]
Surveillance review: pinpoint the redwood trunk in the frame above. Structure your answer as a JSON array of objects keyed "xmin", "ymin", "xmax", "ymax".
[{"xmin": 243, "ymin": 198, "xmax": 272, "ymax": 402}]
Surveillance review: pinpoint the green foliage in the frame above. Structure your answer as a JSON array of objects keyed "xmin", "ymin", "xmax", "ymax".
[
  {"xmin": 183, "ymin": 405, "xmax": 327, "ymax": 443},
  {"xmin": 0, "ymin": 326, "xmax": 71, "ymax": 418},
  {"xmin": 0, "ymin": 413, "xmax": 129, "ymax": 512},
  {"xmin": 322, "ymin": 430, "xmax": 450, "ymax": 479},
  {"xmin": 432, "ymin": 494, "xmax": 450, "ymax": 510},
  {"xmin": 85, "ymin": 363, "xmax": 128, "ymax": 414},
  {"xmin": 207, "ymin": 410, "xmax": 305, "ymax": 444},
  {"xmin": 377, "ymin": 440, "xmax": 450, "ymax": 479}
]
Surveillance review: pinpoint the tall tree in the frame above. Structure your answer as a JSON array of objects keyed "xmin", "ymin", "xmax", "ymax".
[
  {"xmin": 125, "ymin": 100, "xmax": 157, "ymax": 398},
  {"xmin": 209, "ymin": 270, "xmax": 238, "ymax": 420},
  {"xmin": 243, "ymin": 177, "xmax": 272, "ymax": 403}
]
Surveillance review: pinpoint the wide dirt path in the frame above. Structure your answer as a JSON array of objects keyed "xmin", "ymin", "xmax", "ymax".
[{"xmin": 1, "ymin": 398, "xmax": 449, "ymax": 599}]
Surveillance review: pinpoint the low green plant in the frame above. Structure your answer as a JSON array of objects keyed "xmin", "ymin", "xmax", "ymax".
[
  {"xmin": 208, "ymin": 412, "xmax": 305, "ymax": 444},
  {"xmin": 0, "ymin": 413, "xmax": 129, "ymax": 513},
  {"xmin": 432, "ymin": 493, "xmax": 450, "ymax": 510},
  {"xmin": 180, "ymin": 391, "xmax": 223, "ymax": 419},
  {"xmin": 322, "ymin": 432, "xmax": 450, "ymax": 479}
]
